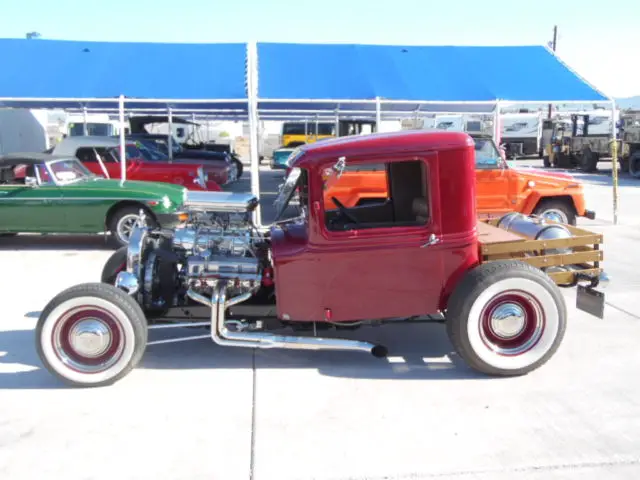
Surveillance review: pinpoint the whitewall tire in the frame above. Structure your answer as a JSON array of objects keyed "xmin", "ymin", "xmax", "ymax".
[
  {"xmin": 36, "ymin": 282, "xmax": 148, "ymax": 387},
  {"xmin": 446, "ymin": 260, "xmax": 567, "ymax": 376}
]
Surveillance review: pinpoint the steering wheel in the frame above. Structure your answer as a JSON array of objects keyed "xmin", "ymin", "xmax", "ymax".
[{"xmin": 331, "ymin": 196, "xmax": 359, "ymax": 224}]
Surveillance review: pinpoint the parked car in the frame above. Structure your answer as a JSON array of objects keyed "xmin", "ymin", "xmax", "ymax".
[
  {"xmin": 127, "ymin": 136, "xmax": 239, "ymax": 185},
  {"xmin": 126, "ymin": 115, "xmax": 245, "ymax": 178},
  {"xmin": 34, "ymin": 130, "xmax": 608, "ymax": 387},
  {"xmin": 127, "ymin": 133, "xmax": 243, "ymax": 181},
  {"xmin": 0, "ymin": 153, "xmax": 189, "ymax": 246},
  {"xmin": 314, "ymin": 133, "xmax": 595, "ymax": 225},
  {"xmin": 49, "ymin": 136, "xmax": 223, "ymax": 191}
]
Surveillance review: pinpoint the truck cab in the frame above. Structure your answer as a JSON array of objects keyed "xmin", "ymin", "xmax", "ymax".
[{"xmin": 270, "ymin": 130, "xmax": 478, "ymax": 322}]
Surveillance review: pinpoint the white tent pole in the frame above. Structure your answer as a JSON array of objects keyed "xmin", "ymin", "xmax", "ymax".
[
  {"xmin": 167, "ymin": 107, "xmax": 173, "ymax": 162},
  {"xmin": 375, "ymin": 96, "xmax": 382, "ymax": 131},
  {"xmin": 493, "ymin": 101, "xmax": 501, "ymax": 145},
  {"xmin": 82, "ymin": 106, "xmax": 88, "ymax": 136},
  {"xmin": 611, "ymin": 100, "xmax": 619, "ymax": 225},
  {"xmin": 334, "ymin": 109, "xmax": 339, "ymax": 136},
  {"xmin": 118, "ymin": 95, "xmax": 126, "ymax": 185},
  {"xmin": 247, "ymin": 41, "xmax": 262, "ymax": 226}
]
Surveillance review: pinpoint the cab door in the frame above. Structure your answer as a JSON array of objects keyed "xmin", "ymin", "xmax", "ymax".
[{"xmin": 273, "ymin": 155, "xmax": 445, "ymax": 322}]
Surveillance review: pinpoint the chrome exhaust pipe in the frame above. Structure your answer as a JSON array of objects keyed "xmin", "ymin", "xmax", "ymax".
[{"xmin": 186, "ymin": 285, "xmax": 387, "ymax": 357}]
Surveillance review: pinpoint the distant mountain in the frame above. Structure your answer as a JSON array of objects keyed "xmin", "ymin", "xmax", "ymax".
[{"xmin": 616, "ymin": 96, "xmax": 640, "ymax": 110}]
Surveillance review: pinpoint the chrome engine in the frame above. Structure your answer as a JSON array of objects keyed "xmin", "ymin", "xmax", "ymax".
[{"xmin": 115, "ymin": 191, "xmax": 268, "ymax": 311}]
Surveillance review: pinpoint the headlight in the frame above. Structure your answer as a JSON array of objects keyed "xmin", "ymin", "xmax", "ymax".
[{"xmin": 162, "ymin": 195, "xmax": 172, "ymax": 209}]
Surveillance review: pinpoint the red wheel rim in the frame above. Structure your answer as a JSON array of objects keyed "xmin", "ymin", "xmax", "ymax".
[
  {"xmin": 51, "ymin": 305, "xmax": 125, "ymax": 374},
  {"xmin": 479, "ymin": 291, "xmax": 545, "ymax": 356}
]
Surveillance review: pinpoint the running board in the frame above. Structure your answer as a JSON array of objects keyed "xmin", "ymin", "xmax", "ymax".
[{"xmin": 186, "ymin": 285, "xmax": 388, "ymax": 358}]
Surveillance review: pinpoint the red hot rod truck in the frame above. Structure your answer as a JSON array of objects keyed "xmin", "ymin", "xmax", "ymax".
[{"xmin": 35, "ymin": 130, "xmax": 609, "ymax": 387}]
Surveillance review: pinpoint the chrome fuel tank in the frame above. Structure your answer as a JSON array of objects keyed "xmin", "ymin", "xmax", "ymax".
[{"xmin": 496, "ymin": 212, "xmax": 572, "ymax": 254}]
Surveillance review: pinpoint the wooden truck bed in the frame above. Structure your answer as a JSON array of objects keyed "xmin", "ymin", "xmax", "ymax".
[{"xmin": 477, "ymin": 219, "xmax": 603, "ymax": 285}]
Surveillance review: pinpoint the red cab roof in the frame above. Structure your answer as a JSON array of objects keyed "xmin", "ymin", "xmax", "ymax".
[{"xmin": 291, "ymin": 129, "xmax": 474, "ymax": 169}]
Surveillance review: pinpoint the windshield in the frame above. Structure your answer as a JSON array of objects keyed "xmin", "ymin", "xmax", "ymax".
[
  {"xmin": 473, "ymin": 137, "xmax": 502, "ymax": 168},
  {"xmin": 134, "ymin": 141, "xmax": 169, "ymax": 161},
  {"xmin": 46, "ymin": 158, "xmax": 95, "ymax": 184},
  {"xmin": 273, "ymin": 167, "xmax": 304, "ymax": 222}
]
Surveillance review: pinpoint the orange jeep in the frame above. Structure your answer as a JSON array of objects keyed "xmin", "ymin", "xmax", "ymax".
[{"xmin": 323, "ymin": 134, "xmax": 594, "ymax": 225}]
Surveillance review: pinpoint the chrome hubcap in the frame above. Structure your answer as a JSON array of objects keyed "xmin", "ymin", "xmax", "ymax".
[
  {"xmin": 116, "ymin": 214, "xmax": 139, "ymax": 243},
  {"xmin": 541, "ymin": 209, "xmax": 567, "ymax": 223},
  {"xmin": 69, "ymin": 319, "xmax": 112, "ymax": 357},
  {"xmin": 490, "ymin": 303, "xmax": 526, "ymax": 338}
]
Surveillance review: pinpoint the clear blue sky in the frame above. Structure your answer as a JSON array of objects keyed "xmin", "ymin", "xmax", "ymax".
[{"xmin": 2, "ymin": 0, "xmax": 639, "ymax": 98}]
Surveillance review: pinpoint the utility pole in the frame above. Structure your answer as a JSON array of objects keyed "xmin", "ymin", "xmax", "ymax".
[{"xmin": 547, "ymin": 25, "xmax": 558, "ymax": 119}]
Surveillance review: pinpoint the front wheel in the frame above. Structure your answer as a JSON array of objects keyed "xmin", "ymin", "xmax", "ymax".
[
  {"xmin": 107, "ymin": 205, "xmax": 156, "ymax": 247},
  {"xmin": 445, "ymin": 260, "xmax": 567, "ymax": 377},
  {"xmin": 101, "ymin": 246, "xmax": 128, "ymax": 284},
  {"xmin": 580, "ymin": 148, "xmax": 598, "ymax": 173},
  {"xmin": 35, "ymin": 282, "xmax": 148, "ymax": 387}
]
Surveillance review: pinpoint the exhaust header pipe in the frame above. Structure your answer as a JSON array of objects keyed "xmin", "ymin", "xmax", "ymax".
[{"xmin": 186, "ymin": 287, "xmax": 388, "ymax": 358}]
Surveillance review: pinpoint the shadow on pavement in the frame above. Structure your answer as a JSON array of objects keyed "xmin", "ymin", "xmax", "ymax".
[{"xmin": 0, "ymin": 319, "xmax": 488, "ymax": 390}]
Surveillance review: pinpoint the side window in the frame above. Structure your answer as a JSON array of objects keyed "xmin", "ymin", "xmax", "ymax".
[
  {"xmin": 323, "ymin": 159, "xmax": 428, "ymax": 232},
  {"xmin": 75, "ymin": 147, "xmax": 113, "ymax": 163}
]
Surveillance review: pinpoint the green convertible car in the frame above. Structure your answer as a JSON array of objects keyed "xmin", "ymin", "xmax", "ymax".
[{"xmin": 0, "ymin": 153, "xmax": 189, "ymax": 246}]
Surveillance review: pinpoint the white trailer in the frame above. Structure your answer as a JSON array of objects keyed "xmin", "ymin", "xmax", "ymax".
[
  {"xmin": 0, "ymin": 108, "xmax": 49, "ymax": 155},
  {"xmin": 500, "ymin": 112, "xmax": 543, "ymax": 157}
]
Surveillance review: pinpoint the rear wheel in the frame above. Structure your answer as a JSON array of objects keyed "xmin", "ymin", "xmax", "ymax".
[
  {"xmin": 445, "ymin": 260, "xmax": 567, "ymax": 376},
  {"xmin": 533, "ymin": 198, "xmax": 576, "ymax": 225},
  {"xmin": 35, "ymin": 282, "xmax": 148, "ymax": 387},
  {"xmin": 629, "ymin": 152, "xmax": 640, "ymax": 179}
]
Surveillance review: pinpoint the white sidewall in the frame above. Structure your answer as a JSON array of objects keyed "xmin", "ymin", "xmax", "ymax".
[
  {"xmin": 39, "ymin": 296, "xmax": 137, "ymax": 385},
  {"xmin": 467, "ymin": 277, "xmax": 560, "ymax": 371}
]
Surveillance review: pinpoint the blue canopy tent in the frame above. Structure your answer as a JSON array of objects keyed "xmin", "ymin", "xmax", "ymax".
[
  {"xmin": 0, "ymin": 38, "xmax": 248, "ymax": 112},
  {"xmin": 0, "ymin": 38, "xmax": 617, "ymax": 223},
  {"xmin": 255, "ymin": 42, "xmax": 611, "ymax": 115},
  {"xmin": 252, "ymin": 41, "xmax": 619, "ymax": 223},
  {"xmin": 0, "ymin": 38, "xmax": 250, "ymax": 186}
]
